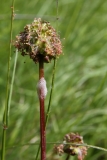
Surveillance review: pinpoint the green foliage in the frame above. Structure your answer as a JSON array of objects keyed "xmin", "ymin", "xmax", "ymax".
[{"xmin": 0, "ymin": 0, "xmax": 107, "ymax": 159}]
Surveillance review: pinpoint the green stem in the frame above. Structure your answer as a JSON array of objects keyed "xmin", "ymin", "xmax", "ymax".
[
  {"xmin": 1, "ymin": 1, "xmax": 15, "ymax": 160},
  {"xmin": 8, "ymin": 49, "xmax": 18, "ymax": 116},
  {"xmin": 35, "ymin": 144, "xmax": 41, "ymax": 160},
  {"xmin": 6, "ymin": 142, "xmax": 107, "ymax": 153},
  {"xmin": 45, "ymin": 58, "xmax": 57, "ymax": 126},
  {"xmin": 1, "ymin": 130, "xmax": 6, "ymax": 160},
  {"xmin": 66, "ymin": 155, "xmax": 70, "ymax": 160}
]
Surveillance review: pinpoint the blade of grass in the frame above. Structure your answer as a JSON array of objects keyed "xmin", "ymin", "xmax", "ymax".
[
  {"xmin": 90, "ymin": 72, "xmax": 107, "ymax": 106},
  {"xmin": 8, "ymin": 49, "xmax": 18, "ymax": 117},
  {"xmin": 6, "ymin": 142, "xmax": 107, "ymax": 153},
  {"xmin": 64, "ymin": 0, "xmax": 85, "ymax": 38},
  {"xmin": 1, "ymin": 1, "xmax": 15, "ymax": 160},
  {"xmin": 45, "ymin": 59, "xmax": 57, "ymax": 126}
]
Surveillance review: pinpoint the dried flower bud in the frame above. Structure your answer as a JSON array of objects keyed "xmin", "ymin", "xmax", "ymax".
[
  {"xmin": 54, "ymin": 144, "xmax": 64, "ymax": 156},
  {"xmin": 14, "ymin": 18, "xmax": 62, "ymax": 63},
  {"xmin": 54, "ymin": 133, "xmax": 88, "ymax": 160},
  {"xmin": 64, "ymin": 133, "xmax": 83, "ymax": 144}
]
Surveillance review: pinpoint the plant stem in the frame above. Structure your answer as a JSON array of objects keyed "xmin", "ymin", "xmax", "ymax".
[
  {"xmin": 35, "ymin": 59, "xmax": 57, "ymax": 160},
  {"xmin": 1, "ymin": 129, "xmax": 6, "ymax": 160},
  {"xmin": 39, "ymin": 60, "xmax": 46, "ymax": 160},
  {"xmin": 45, "ymin": 58, "xmax": 57, "ymax": 126},
  {"xmin": 8, "ymin": 49, "xmax": 18, "ymax": 117},
  {"xmin": 66, "ymin": 155, "xmax": 70, "ymax": 160},
  {"xmin": 1, "ymin": 1, "xmax": 15, "ymax": 160}
]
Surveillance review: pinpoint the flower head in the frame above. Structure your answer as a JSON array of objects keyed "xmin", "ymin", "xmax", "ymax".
[
  {"xmin": 54, "ymin": 144, "xmax": 64, "ymax": 156},
  {"xmin": 14, "ymin": 18, "xmax": 62, "ymax": 63},
  {"xmin": 54, "ymin": 133, "xmax": 88, "ymax": 160}
]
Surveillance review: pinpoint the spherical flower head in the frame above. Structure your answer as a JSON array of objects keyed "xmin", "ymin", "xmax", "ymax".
[
  {"xmin": 54, "ymin": 133, "xmax": 88, "ymax": 160},
  {"xmin": 14, "ymin": 18, "xmax": 62, "ymax": 63},
  {"xmin": 63, "ymin": 133, "xmax": 87, "ymax": 160}
]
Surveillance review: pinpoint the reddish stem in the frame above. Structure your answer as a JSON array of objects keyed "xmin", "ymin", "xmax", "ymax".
[{"xmin": 39, "ymin": 60, "xmax": 46, "ymax": 160}]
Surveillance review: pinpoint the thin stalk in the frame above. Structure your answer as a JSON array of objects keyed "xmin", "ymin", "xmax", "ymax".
[
  {"xmin": 39, "ymin": 60, "xmax": 46, "ymax": 160},
  {"xmin": 45, "ymin": 58, "xmax": 57, "ymax": 126},
  {"xmin": 35, "ymin": 59, "xmax": 57, "ymax": 160},
  {"xmin": 1, "ymin": 1, "xmax": 15, "ymax": 160},
  {"xmin": 35, "ymin": 0, "xmax": 59, "ymax": 158},
  {"xmin": 8, "ymin": 49, "xmax": 18, "ymax": 116},
  {"xmin": 66, "ymin": 155, "xmax": 70, "ymax": 160},
  {"xmin": 35, "ymin": 144, "xmax": 41, "ymax": 160},
  {"xmin": 6, "ymin": 142, "xmax": 107, "ymax": 152}
]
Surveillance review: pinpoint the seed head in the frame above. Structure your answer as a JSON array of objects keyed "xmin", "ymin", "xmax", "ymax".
[
  {"xmin": 14, "ymin": 18, "xmax": 62, "ymax": 63},
  {"xmin": 54, "ymin": 133, "xmax": 88, "ymax": 160}
]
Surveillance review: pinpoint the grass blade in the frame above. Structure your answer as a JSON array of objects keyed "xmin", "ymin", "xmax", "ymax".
[{"xmin": 1, "ymin": 1, "xmax": 15, "ymax": 160}]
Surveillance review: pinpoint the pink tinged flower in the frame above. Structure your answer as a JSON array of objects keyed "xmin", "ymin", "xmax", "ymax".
[
  {"xmin": 54, "ymin": 144, "xmax": 64, "ymax": 156},
  {"xmin": 54, "ymin": 133, "xmax": 88, "ymax": 160},
  {"xmin": 74, "ymin": 148, "xmax": 82, "ymax": 160},
  {"xmin": 14, "ymin": 18, "xmax": 62, "ymax": 63}
]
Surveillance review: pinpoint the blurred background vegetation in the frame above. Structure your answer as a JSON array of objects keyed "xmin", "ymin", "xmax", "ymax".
[{"xmin": 0, "ymin": 0, "xmax": 107, "ymax": 160}]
